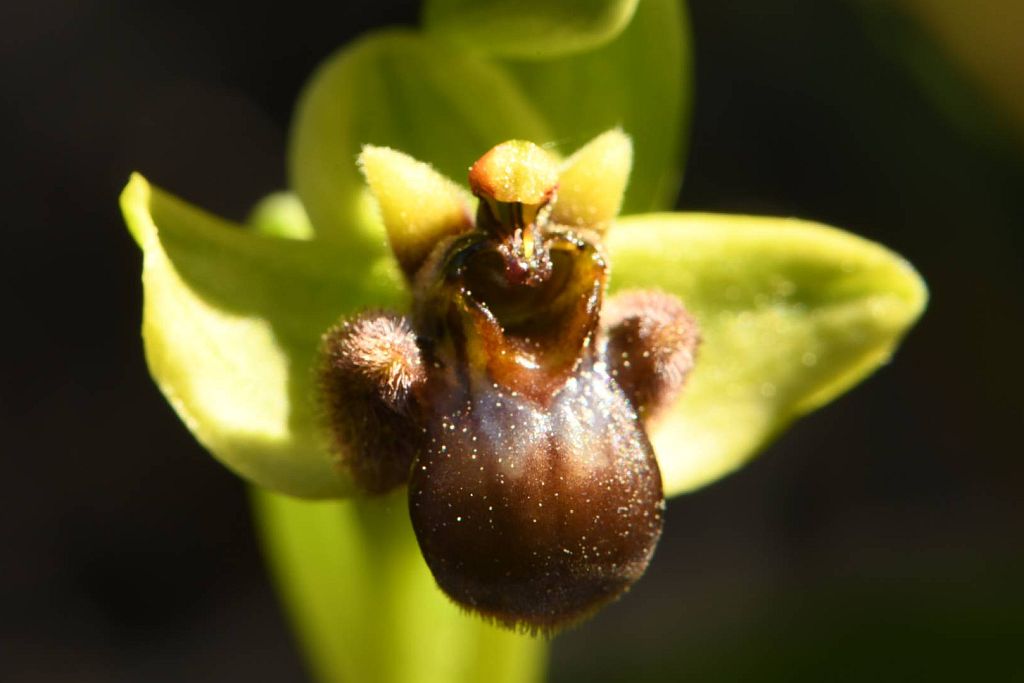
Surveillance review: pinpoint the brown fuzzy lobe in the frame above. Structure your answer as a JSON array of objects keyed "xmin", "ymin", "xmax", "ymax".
[
  {"xmin": 602, "ymin": 290, "xmax": 700, "ymax": 421},
  {"xmin": 319, "ymin": 312, "xmax": 426, "ymax": 494}
]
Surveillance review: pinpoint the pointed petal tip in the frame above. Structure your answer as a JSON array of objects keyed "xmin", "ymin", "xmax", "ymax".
[
  {"xmin": 357, "ymin": 144, "xmax": 398, "ymax": 170},
  {"xmin": 896, "ymin": 255, "xmax": 929, "ymax": 320},
  {"xmin": 120, "ymin": 172, "xmax": 154, "ymax": 246},
  {"xmin": 120, "ymin": 176, "xmax": 411, "ymax": 500},
  {"xmin": 359, "ymin": 145, "xmax": 473, "ymax": 277},
  {"xmin": 553, "ymin": 128, "xmax": 634, "ymax": 232}
]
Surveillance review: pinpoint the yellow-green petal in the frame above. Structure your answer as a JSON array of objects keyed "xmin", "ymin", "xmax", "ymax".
[
  {"xmin": 120, "ymin": 174, "xmax": 405, "ymax": 498},
  {"xmin": 423, "ymin": 0, "xmax": 639, "ymax": 60},
  {"xmin": 359, "ymin": 145, "xmax": 473, "ymax": 276},
  {"xmin": 289, "ymin": 30, "xmax": 551, "ymax": 247},
  {"xmin": 553, "ymin": 128, "xmax": 633, "ymax": 232},
  {"xmin": 607, "ymin": 213, "xmax": 927, "ymax": 497}
]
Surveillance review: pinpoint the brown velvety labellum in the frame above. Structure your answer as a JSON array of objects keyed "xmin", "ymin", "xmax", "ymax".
[
  {"xmin": 409, "ymin": 357, "xmax": 663, "ymax": 633},
  {"xmin": 409, "ymin": 220, "xmax": 664, "ymax": 632}
]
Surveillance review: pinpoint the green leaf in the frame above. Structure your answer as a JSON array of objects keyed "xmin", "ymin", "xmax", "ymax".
[
  {"xmin": 253, "ymin": 487, "xmax": 547, "ymax": 683},
  {"xmin": 606, "ymin": 213, "xmax": 927, "ymax": 497},
  {"xmin": 120, "ymin": 174, "xmax": 406, "ymax": 498},
  {"xmin": 289, "ymin": 30, "xmax": 552, "ymax": 246},
  {"xmin": 423, "ymin": 0, "xmax": 639, "ymax": 60},
  {"xmin": 503, "ymin": 0, "xmax": 691, "ymax": 214}
]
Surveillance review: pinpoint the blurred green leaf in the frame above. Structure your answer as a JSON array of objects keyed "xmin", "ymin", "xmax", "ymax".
[
  {"xmin": 120, "ymin": 174, "xmax": 405, "ymax": 498},
  {"xmin": 607, "ymin": 213, "xmax": 927, "ymax": 497},
  {"xmin": 253, "ymin": 487, "xmax": 547, "ymax": 683},
  {"xmin": 289, "ymin": 30, "xmax": 551, "ymax": 246},
  {"xmin": 423, "ymin": 0, "xmax": 638, "ymax": 59},
  {"xmin": 504, "ymin": 0, "xmax": 691, "ymax": 213}
]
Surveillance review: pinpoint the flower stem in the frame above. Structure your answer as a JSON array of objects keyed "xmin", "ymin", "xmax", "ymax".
[{"xmin": 252, "ymin": 487, "xmax": 548, "ymax": 683}]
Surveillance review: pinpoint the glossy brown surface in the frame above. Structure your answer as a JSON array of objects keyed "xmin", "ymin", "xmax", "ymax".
[
  {"xmin": 409, "ymin": 356, "xmax": 663, "ymax": 632},
  {"xmin": 407, "ymin": 185, "xmax": 665, "ymax": 629}
]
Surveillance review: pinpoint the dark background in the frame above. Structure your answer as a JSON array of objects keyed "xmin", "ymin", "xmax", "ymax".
[{"xmin": 3, "ymin": 1, "xmax": 1022, "ymax": 680}]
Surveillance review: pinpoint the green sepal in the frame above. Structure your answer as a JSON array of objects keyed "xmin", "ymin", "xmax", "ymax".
[
  {"xmin": 606, "ymin": 213, "xmax": 927, "ymax": 497},
  {"xmin": 121, "ymin": 173, "xmax": 405, "ymax": 498}
]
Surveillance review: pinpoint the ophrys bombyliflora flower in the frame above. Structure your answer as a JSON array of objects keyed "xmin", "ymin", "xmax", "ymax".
[{"xmin": 321, "ymin": 132, "xmax": 695, "ymax": 631}]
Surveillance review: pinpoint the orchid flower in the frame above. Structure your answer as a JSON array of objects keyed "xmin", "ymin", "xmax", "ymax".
[{"xmin": 120, "ymin": 2, "xmax": 925, "ymax": 681}]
